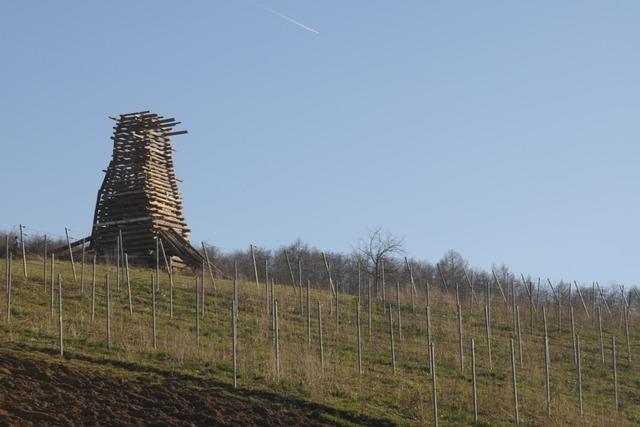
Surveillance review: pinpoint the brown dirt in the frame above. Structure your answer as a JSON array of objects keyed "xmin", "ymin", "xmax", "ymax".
[{"xmin": 0, "ymin": 350, "xmax": 393, "ymax": 426}]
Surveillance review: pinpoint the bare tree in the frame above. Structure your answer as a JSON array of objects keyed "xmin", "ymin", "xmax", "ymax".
[{"xmin": 357, "ymin": 228, "xmax": 404, "ymax": 298}]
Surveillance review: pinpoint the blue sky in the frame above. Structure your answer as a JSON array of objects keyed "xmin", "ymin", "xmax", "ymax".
[{"xmin": 1, "ymin": 1, "xmax": 639, "ymax": 284}]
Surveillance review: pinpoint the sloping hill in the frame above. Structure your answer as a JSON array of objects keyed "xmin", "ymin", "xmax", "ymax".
[{"xmin": 0, "ymin": 259, "xmax": 638, "ymax": 425}]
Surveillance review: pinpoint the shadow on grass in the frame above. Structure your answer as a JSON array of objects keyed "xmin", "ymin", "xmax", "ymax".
[{"xmin": 3, "ymin": 342, "xmax": 396, "ymax": 427}]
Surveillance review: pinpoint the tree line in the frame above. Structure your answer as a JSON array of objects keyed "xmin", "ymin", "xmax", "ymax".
[{"xmin": 2, "ymin": 227, "xmax": 636, "ymax": 307}]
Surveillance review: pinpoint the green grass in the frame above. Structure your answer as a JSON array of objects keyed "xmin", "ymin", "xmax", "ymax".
[{"xmin": 1, "ymin": 257, "xmax": 639, "ymax": 425}]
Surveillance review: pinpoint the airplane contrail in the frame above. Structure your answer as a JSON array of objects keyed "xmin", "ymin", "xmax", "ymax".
[{"xmin": 253, "ymin": 2, "xmax": 320, "ymax": 34}]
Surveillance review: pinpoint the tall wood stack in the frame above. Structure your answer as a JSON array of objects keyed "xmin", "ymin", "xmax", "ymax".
[{"xmin": 89, "ymin": 111, "xmax": 203, "ymax": 269}]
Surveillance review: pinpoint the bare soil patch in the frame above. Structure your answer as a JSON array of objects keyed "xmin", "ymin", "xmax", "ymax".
[{"xmin": 0, "ymin": 350, "xmax": 390, "ymax": 426}]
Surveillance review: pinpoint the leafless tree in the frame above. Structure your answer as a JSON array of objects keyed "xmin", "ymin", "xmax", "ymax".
[{"xmin": 357, "ymin": 228, "xmax": 404, "ymax": 298}]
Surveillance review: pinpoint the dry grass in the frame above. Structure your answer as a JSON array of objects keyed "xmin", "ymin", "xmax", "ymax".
[{"xmin": 1, "ymin": 257, "xmax": 639, "ymax": 425}]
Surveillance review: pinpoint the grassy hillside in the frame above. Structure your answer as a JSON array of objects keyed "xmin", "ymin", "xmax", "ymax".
[{"xmin": 0, "ymin": 258, "xmax": 638, "ymax": 425}]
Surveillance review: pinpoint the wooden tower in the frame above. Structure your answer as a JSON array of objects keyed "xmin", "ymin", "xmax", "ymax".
[{"xmin": 90, "ymin": 111, "xmax": 203, "ymax": 268}]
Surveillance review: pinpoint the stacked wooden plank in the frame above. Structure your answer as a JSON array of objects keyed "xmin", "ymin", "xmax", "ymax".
[{"xmin": 90, "ymin": 111, "xmax": 202, "ymax": 268}]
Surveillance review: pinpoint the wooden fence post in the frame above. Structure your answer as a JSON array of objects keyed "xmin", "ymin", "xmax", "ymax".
[
  {"xmin": 357, "ymin": 260, "xmax": 362, "ymax": 306},
  {"xmin": 596, "ymin": 281, "xmax": 612, "ymax": 315},
  {"xmin": 271, "ymin": 279, "xmax": 275, "ymax": 342},
  {"xmin": 612, "ymin": 336, "xmax": 618, "ymax": 412},
  {"xmin": 152, "ymin": 275, "xmax": 157, "ymax": 349},
  {"xmin": 298, "ymin": 257, "xmax": 303, "ymax": 315},
  {"xmin": 426, "ymin": 306, "xmax": 433, "ymax": 374},
  {"xmin": 321, "ymin": 251, "xmax": 337, "ymax": 302},
  {"xmin": 106, "ymin": 273, "xmax": 111, "ymax": 349},
  {"xmin": 125, "ymin": 253, "xmax": 133, "ymax": 317},
  {"xmin": 20, "ymin": 224, "xmax": 27, "ymax": 279},
  {"xmin": 233, "ymin": 261, "xmax": 238, "ymax": 313},
  {"xmin": 577, "ymin": 335, "xmax": 583, "ymax": 416},
  {"xmin": 426, "ymin": 280, "xmax": 431, "ymax": 308},
  {"xmin": 275, "ymin": 300, "xmax": 280, "ymax": 382},
  {"xmin": 368, "ymin": 277, "xmax": 373, "ymax": 340},
  {"xmin": 382, "ymin": 259, "xmax": 386, "ymax": 313},
  {"xmin": 544, "ymin": 334, "xmax": 551, "ymax": 417},
  {"xmin": 547, "ymin": 279, "xmax": 562, "ymax": 333},
  {"xmin": 464, "ymin": 267, "xmax": 476, "ymax": 306},
  {"xmin": 307, "ymin": 280, "xmax": 311, "ymax": 346},
  {"xmin": 91, "ymin": 254, "xmax": 96, "ymax": 321},
  {"xmin": 624, "ymin": 305, "xmax": 631, "ymax": 364},
  {"xmin": 116, "ymin": 228, "xmax": 124, "ymax": 293},
  {"xmin": 6, "ymin": 254, "xmax": 12, "ymax": 322},
  {"xmin": 250, "ymin": 244, "xmax": 259, "ymax": 288},
  {"xmin": 511, "ymin": 277, "xmax": 516, "ymax": 329},
  {"xmin": 556, "ymin": 286, "xmax": 562, "ymax": 333},
  {"xmin": 516, "ymin": 305, "xmax": 523, "ymax": 367},
  {"xmin": 471, "ymin": 338, "xmax": 478, "ymax": 425},
  {"xmin": 574, "ymin": 281, "xmax": 589, "ymax": 318},
  {"xmin": 510, "ymin": 338, "xmax": 520, "ymax": 425},
  {"xmin": 491, "ymin": 269, "xmax": 508, "ymax": 307},
  {"xmin": 619, "ymin": 286, "xmax": 627, "ymax": 327},
  {"xmin": 406, "ymin": 257, "xmax": 416, "ymax": 313},
  {"xmin": 122, "ymin": 230, "xmax": 128, "ymax": 282},
  {"xmin": 200, "ymin": 263, "xmax": 205, "ymax": 319},
  {"xmin": 4, "ymin": 237, "xmax": 8, "ymax": 295},
  {"xmin": 168, "ymin": 258, "xmax": 174, "ymax": 319},
  {"xmin": 336, "ymin": 280, "xmax": 340, "ymax": 343},
  {"xmin": 389, "ymin": 303, "xmax": 396, "ymax": 375},
  {"xmin": 571, "ymin": 306, "xmax": 577, "ymax": 365},
  {"xmin": 265, "ymin": 263, "xmax": 270, "ymax": 316},
  {"xmin": 43, "ymin": 235, "xmax": 47, "ymax": 292},
  {"xmin": 158, "ymin": 239, "xmax": 171, "ymax": 297},
  {"xmin": 42, "ymin": 234, "xmax": 48, "ymax": 295},
  {"xmin": 58, "ymin": 274, "xmax": 63, "ymax": 356},
  {"xmin": 265, "ymin": 259, "xmax": 270, "ymax": 315},
  {"xmin": 50, "ymin": 255, "xmax": 55, "ymax": 321},
  {"xmin": 50, "ymin": 252, "xmax": 55, "ymax": 296},
  {"xmin": 155, "ymin": 238, "xmax": 160, "ymax": 291},
  {"xmin": 521, "ymin": 275, "xmax": 534, "ymax": 333},
  {"xmin": 592, "ymin": 282, "xmax": 597, "ymax": 317},
  {"xmin": 437, "ymin": 262, "xmax": 449, "ymax": 294},
  {"xmin": 430, "ymin": 341, "xmax": 438, "ymax": 427},
  {"xmin": 318, "ymin": 301, "xmax": 324, "ymax": 375},
  {"xmin": 202, "ymin": 242, "xmax": 217, "ymax": 291},
  {"xmin": 195, "ymin": 277, "xmax": 200, "ymax": 350},
  {"xmin": 116, "ymin": 235, "xmax": 121, "ymax": 291},
  {"xmin": 357, "ymin": 301, "xmax": 362, "ymax": 375},
  {"xmin": 80, "ymin": 239, "xmax": 86, "ymax": 294},
  {"xmin": 396, "ymin": 281, "xmax": 402, "ymax": 341},
  {"xmin": 457, "ymin": 304, "xmax": 464, "ymax": 371},
  {"xmin": 232, "ymin": 300, "xmax": 237, "ymax": 388},
  {"xmin": 484, "ymin": 304, "xmax": 492, "ymax": 370},
  {"xmin": 597, "ymin": 306, "xmax": 604, "ymax": 364}
]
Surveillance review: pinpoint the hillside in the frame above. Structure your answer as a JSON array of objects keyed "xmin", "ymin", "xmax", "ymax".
[{"xmin": 0, "ymin": 258, "xmax": 638, "ymax": 426}]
